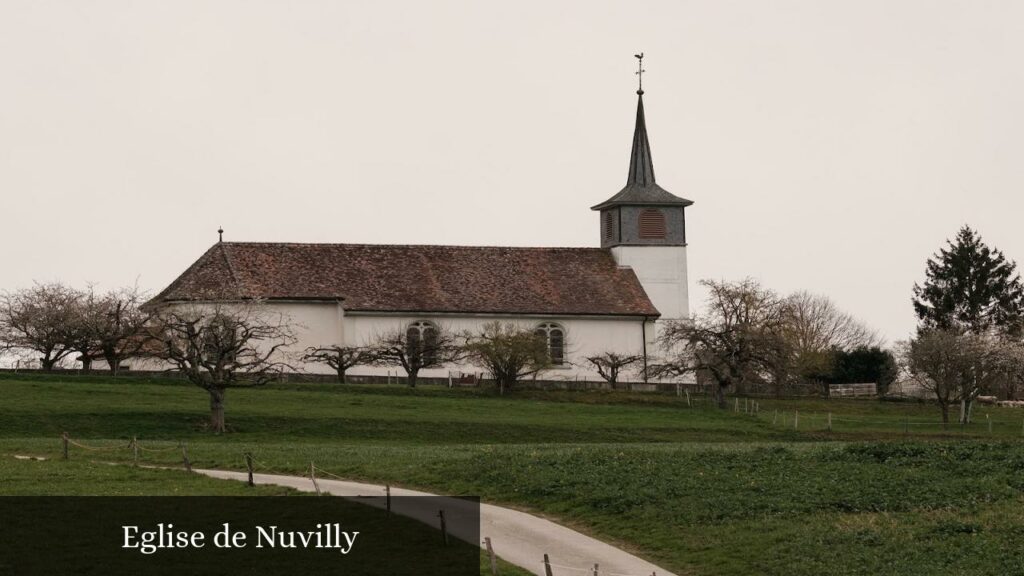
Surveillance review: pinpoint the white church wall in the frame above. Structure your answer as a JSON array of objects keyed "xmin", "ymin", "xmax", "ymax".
[
  {"xmin": 610, "ymin": 245, "xmax": 689, "ymax": 321},
  {"xmin": 340, "ymin": 312, "xmax": 652, "ymax": 382}
]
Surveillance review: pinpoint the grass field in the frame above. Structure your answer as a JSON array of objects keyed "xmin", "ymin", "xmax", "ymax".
[{"xmin": 2, "ymin": 372, "xmax": 1024, "ymax": 575}]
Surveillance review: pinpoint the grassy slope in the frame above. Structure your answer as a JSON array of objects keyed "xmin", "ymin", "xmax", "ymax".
[{"xmin": 2, "ymin": 374, "xmax": 1024, "ymax": 575}]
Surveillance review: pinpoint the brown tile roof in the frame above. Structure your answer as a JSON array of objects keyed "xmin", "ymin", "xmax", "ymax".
[{"xmin": 150, "ymin": 242, "xmax": 660, "ymax": 317}]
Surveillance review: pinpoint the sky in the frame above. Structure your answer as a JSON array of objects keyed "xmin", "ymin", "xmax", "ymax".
[{"xmin": 2, "ymin": 0, "xmax": 1024, "ymax": 344}]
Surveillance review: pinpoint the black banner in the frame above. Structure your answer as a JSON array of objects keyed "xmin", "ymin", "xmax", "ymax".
[{"xmin": 0, "ymin": 496, "xmax": 480, "ymax": 575}]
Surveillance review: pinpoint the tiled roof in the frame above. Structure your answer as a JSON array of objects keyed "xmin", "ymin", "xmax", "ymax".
[{"xmin": 150, "ymin": 242, "xmax": 661, "ymax": 317}]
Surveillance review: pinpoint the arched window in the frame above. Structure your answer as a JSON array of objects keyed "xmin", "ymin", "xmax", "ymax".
[
  {"xmin": 638, "ymin": 209, "xmax": 666, "ymax": 239},
  {"xmin": 603, "ymin": 211, "xmax": 614, "ymax": 241},
  {"xmin": 407, "ymin": 321, "xmax": 440, "ymax": 366},
  {"xmin": 534, "ymin": 322, "xmax": 565, "ymax": 365}
]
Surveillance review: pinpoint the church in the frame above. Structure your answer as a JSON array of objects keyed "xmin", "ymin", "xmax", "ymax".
[{"xmin": 149, "ymin": 84, "xmax": 694, "ymax": 383}]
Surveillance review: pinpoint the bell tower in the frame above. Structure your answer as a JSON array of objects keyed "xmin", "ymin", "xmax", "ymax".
[{"xmin": 591, "ymin": 56, "xmax": 693, "ymax": 321}]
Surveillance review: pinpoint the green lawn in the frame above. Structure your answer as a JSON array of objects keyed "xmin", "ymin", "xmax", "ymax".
[{"xmin": 2, "ymin": 373, "xmax": 1024, "ymax": 575}]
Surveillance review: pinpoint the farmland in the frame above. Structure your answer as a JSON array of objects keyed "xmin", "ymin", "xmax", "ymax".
[{"xmin": 2, "ymin": 373, "xmax": 1023, "ymax": 575}]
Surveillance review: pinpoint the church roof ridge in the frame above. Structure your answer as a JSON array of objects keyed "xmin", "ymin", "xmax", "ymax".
[{"xmin": 151, "ymin": 242, "xmax": 660, "ymax": 317}]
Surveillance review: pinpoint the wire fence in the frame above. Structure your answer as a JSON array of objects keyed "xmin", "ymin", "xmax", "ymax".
[{"xmin": 47, "ymin": 432, "xmax": 669, "ymax": 576}]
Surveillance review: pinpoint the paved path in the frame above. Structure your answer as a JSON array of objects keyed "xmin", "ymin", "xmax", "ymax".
[{"xmin": 195, "ymin": 469, "xmax": 678, "ymax": 576}]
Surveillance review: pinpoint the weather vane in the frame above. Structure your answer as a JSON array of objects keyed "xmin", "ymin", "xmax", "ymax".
[
  {"xmin": 218, "ymin": 227, "xmax": 224, "ymax": 243},
  {"xmin": 634, "ymin": 52, "xmax": 645, "ymax": 95}
]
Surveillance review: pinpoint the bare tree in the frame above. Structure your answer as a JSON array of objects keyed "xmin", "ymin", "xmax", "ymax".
[
  {"xmin": 93, "ymin": 286, "xmax": 152, "ymax": 373},
  {"xmin": 785, "ymin": 291, "xmax": 883, "ymax": 352},
  {"xmin": 660, "ymin": 278, "xmax": 791, "ymax": 408},
  {"xmin": 368, "ymin": 323, "xmax": 459, "ymax": 388},
  {"xmin": 900, "ymin": 329, "xmax": 1024, "ymax": 423},
  {"xmin": 585, "ymin": 352, "xmax": 643, "ymax": 390},
  {"xmin": 145, "ymin": 302, "xmax": 296, "ymax": 433},
  {"xmin": 0, "ymin": 283, "xmax": 83, "ymax": 370},
  {"xmin": 461, "ymin": 322, "xmax": 550, "ymax": 395},
  {"xmin": 303, "ymin": 345, "xmax": 372, "ymax": 383}
]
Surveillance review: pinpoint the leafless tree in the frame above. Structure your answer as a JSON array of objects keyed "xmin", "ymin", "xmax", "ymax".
[
  {"xmin": 0, "ymin": 283, "xmax": 83, "ymax": 370},
  {"xmin": 367, "ymin": 323, "xmax": 459, "ymax": 388},
  {"xmin": 145, "ymin": 302, "xmax": 296, "ymax": 433},
  {"xmin": 461, "ymin": 322, "xmax": 550, "ymax": 395},
  {"xmin": 303, "ymin": 345, "xmax": 372, "ymax": 383},
  {"xmin": 785, "ymin": 291, "xmax": 883, "ymax": 352},
  {"xmin": 585, "ymin": 352, "xmax": 643, "ymax": 390},
  {"xmin": 900, "ymin": 329, "xmax": 1024, "ymax": 423},
  {"xmin": 659, "ymin": 278, "xmax": 791, "ymax": 408},
  {"xmin": 781, "ymin": 291, "xmax": 883, "ymax": 388},
  {"xmin": 93, "ymin": 286, "xmax": 152, "ymax": 373}
]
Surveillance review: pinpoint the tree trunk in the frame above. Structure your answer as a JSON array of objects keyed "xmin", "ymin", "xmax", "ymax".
[
  {"xmin": 40, "ymin": 356, "xmax": 56, "ymax": 371},
  {"xmin": 81, "ymin": 357, "xmax": 92, "ymax": 372},
  {"xmin": 337, "ymin": 367, "xmax": 346, "ymax": 384},
  {"xmin": 407, "ymin": 371, "xmax": 418, "ymax": 388},
  {"xmin": 940, "ymin": 402, "xmax": 950, "ymax": 424},
  {"xmin": 209, "ymin": 388, "xmax": 226, "ymax": 433},
  {"xmin": 714, "ymin": 383, "xmax": 727, "ymax": 409},
  {"xmin": 963, "ymin": 398, "xmax": 974, "ymax": 424}
]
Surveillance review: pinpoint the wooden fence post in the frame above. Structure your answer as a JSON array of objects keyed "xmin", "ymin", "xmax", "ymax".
[
  {"xmin": 484, "ymin": 537, "xmax": 498, "ymax": 576},
  {"xmin": 794, "ymin": 410, "xmax": 799, "ymax": 430},
  {"xmin": 593, "ymin": 562, "xmax": 600, "ymax": 576},
  {"xmin": 543, "ymin": 554, "xmax": 553, "ymax": 576},
  {"xmin": 386, "ymin": 485, "xmax": 392, "ymax": 515},
  {"xmin": 827, "ymin": 412, "xmax": 832, "ymax": 432},
  {"xmin": 181, "ymin": 441, "xmax": 192, "ymax": 472},
  {"xmin": 309, "ymin": 462, "xmax": 321, "ymax": 496},
  {"xmin": 685, "ymin": 389, "xmax": 691, "ymax": 407},
  {"xmin": 987, "ymin": 414, "xmax": 992, "ymax": 434},
  {"xmin": 245, "ymin": 453, "xmax": 254, "ymax": 487},
  {"xmin": 132, "ymin": 435, "xmax": 139, "ymax": 466},
  {"xmin": 438, "ymin": 510, "xmax": 448, "ymax": 546},
  {"xmin": 773, "ymin": 410, "xmax": 777, "ymax": 425},
  {"xmin": 734, "ymin": 398, "xmax": 739, "ymax": 412},
  {"xmin": 62, "ymin": 432, "xmax": 69, "ymax": 460}
]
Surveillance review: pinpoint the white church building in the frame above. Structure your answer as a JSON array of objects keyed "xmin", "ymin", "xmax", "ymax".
[{"xmin": 149, "ymin": 87, "xmax": 694, "ymax": 383}]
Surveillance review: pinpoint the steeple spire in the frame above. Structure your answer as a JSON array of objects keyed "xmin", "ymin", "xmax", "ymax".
[
  {"xmin": 626, "ymin": 92, "xmax": 656, "ymax": 187},
  {"xmin": 591, "ymin": 54, "xmax": 692, "ymax": 212}
]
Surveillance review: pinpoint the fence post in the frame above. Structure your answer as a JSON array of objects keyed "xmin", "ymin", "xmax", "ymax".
[
  {"xmin": 794, "ymin": 410, "xmax": 799, "ymax": 430},
  {"xmin": 773, "ymin": 410, "xmax": 777, "ymax": 425},
  {"xmin": 484, "ymin": 537, "xmax": 498, "ymax": 576},
  {"xmin": 827, "ymin": 412, "xmax": 832, "ymax": 432},
  {"xmin": 181, "ymin": 441, "xmax": 192, "ymax": 472},
  {"xmin": 132, "ymin": 435, "xmax": 139, "ymax": 467},
  {"xmin": 385, "ymin": 484, "xmax": 391, "ymax": 515},
  {"xmin": 543, "ymin": 554, "xmax": 553, "ymax": 576},
  {"xmin": 987, "ymin": 414, "xmax": 992, "ymax": 434},
  {"xmin": 438, "ymin": 510, "xmax": 448, "ymax": 546},
  {"xmin": 245, "ymin": 452, "xmax": 254, "ymax": 487},
  {"xmin": 309, "ymin": 462, "xmax": 321, "ymax": 496},
  {"xmin": 734, "ymin": 398, "xmax": 739, "ymax": 413},
  {"xmin": 904, "ymin": 418, "xmax": 909, "ymax": 435},
  {"xmin": 593, "ymin": 563, "xmax": 600, "ymax": 576},
  {"xmin": 62, "ymin": 432, "xmax": 69, "ymax": 460},
  {"xmin": 685, "ymin": 389, "xmax": 691, "ymax": 407}
]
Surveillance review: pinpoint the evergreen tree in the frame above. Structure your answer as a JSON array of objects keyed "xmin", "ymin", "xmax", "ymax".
[{"xmin": 912, "ymin": 226, "xmax": 1024, "ymax": 335}]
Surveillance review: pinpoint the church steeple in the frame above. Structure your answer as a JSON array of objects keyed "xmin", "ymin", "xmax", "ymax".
[
  {"xmin": 592, "ymin": 57, "xmax": 693, "ymax": 248},
  {"xmin": 626, "ymin": 93, "xmax": 656, "ymax": 188}
]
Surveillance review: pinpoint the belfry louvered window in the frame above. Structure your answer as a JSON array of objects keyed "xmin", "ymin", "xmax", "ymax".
[
  {"xmin": 603, "ymin": 211, "xmax": 614, "ymax": 241},
  {"xmin": 638, "ymin": 209, "xmax": 666, "ymax": 239}
]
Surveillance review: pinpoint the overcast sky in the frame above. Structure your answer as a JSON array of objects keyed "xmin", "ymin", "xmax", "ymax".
[{"xmin": 2, "ymin": 1, "xmax": 1023, "ymax": 343}]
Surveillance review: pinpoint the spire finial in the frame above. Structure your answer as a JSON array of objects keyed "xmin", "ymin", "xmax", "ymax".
[
  {"xmin": 634, "ymin": 52, "xmax": 645, "ymax": 95},
  {"xmin": 218, "ymin": 227, "xmax": 224, "ymax": 243}
]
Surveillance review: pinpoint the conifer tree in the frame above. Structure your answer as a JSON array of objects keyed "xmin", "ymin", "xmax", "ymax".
[{"xmin": 912, "ymin": 225, "xmax": 1024, "ymax": 336}]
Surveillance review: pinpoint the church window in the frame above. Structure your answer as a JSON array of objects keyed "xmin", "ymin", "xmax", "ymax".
[
  {"xmin": 534, "ymin": 322, "xmax": 565, "ymax": 365},
  {"xmin": 638, "ymin": 209, "xmax": 666, "ymax": 239},
  {"xmin": 603, "ymin": 211, "xmax": 614, "ymax": 241},
  {"xmin": 407, "ymin": 321, "xmax": 440, "ymax": 366}
]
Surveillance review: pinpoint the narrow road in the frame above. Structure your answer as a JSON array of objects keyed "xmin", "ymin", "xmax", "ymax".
[{"xmin": 196, "ymin": 469, "xmax": 678, "ymax": 576}]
